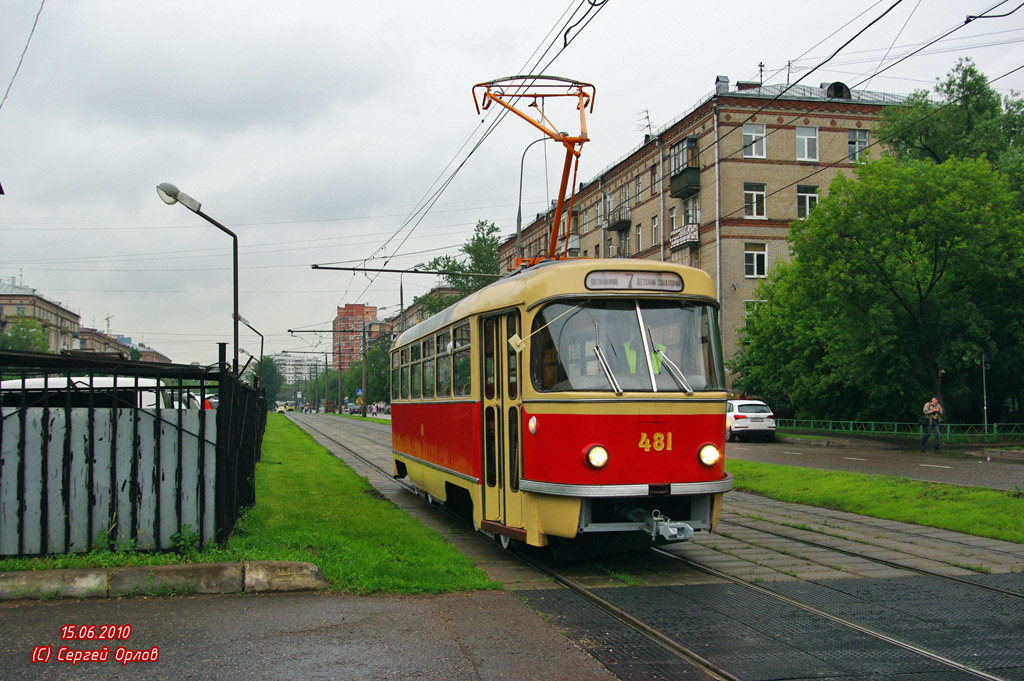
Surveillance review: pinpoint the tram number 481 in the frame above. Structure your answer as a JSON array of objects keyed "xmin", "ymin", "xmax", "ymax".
[{"xmin": 638, "ymin": 432, "xmax": 673, "ymax": 452}]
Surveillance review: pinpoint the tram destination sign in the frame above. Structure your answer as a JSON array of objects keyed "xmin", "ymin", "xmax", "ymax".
[{"xmin": 584, "ymin": 270, "xmax": 683, "ymax": 292}]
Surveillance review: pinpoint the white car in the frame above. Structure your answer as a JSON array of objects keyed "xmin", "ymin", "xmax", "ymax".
[{"xmin": 726, "ymin": 399, "xmax": 776, "ymax": 442}]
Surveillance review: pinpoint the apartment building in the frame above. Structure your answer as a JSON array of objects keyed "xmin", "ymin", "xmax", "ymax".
[
  {"xmin": 0, "ymin": 279, "xmax": 80, "ymax": 353},
  {"xmin": 500, "ymin": 75, "xmax": 905, "ymax": 378},
  {"xmin": 333, "ymin": 304, "xmax": 383, "ymax": 373}
]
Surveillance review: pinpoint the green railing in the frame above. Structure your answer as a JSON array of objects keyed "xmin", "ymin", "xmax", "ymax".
[{"xmin": 776, "ymin": 419, "xmax": 1024, "ymax": 444}]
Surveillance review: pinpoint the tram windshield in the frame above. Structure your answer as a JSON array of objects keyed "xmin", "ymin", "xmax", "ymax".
[{"xmin": 530, "ymin": 299, "xmax": 724, "ymax": 393}]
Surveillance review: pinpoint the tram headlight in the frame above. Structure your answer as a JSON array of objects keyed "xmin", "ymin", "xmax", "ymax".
[
  {"xmin": 698, "ymin": 444, "xmax": 721, "ymax": 467},
  {"xmin": 585, "ymin": 445, "xmax": 609, "ymax": 469}
]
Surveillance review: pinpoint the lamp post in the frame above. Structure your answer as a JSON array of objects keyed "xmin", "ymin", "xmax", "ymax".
[
  {"xmin": 517, "ymin": 137, "xmax": 549, "ymax": 264},
  {"xmin": 157, "ymin": 183, "xmax": 239, "ymax": 375},
  {"xmin": 235, "ymin": 313, "xmax": 263, "ymax": 387},
  {"xmin": 399, "ymin": 264, "xmax": 424, "ymax": 334}
]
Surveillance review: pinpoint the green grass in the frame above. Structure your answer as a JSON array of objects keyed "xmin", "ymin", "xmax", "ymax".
[
  {"xmin": 726, "ymin": 459, "xmax": 1024, "ymax": 545},
  {"xmin": 0, "ymin": 415, "xmax": 499, "ymax": 594}
]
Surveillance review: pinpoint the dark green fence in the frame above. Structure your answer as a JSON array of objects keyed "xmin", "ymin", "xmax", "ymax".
[{"xmin": 777, "ymin": 419, "xmax": 1024, "ymax": 444}]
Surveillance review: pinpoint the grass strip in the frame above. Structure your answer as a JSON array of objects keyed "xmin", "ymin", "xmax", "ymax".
[
  {"xmin": 0, "ymin": 415, "xmax": 499, "ymax": 594},
  {"xmin": 726, "ymin": 459, "xmax": 1024, "ymax": 545}
]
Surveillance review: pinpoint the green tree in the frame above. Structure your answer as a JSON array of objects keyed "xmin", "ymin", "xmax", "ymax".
[
  {"xmin": 733, "ymin": 156, "xmax": 1024, "ymax": 422},
  {"xmin": 0, "ymin": 315, "xmax": 50, "ymax": 353},
  {"xmin": 414, "ymin": 219, "xmax": 502, "ymax": 315},
  {"xmin": 254, "ymin": 357, "xmax": 285, "ymax": 405},
  {"xmin": 878, "ymin": 58, "xmax": 1024, "ymax": 203}
]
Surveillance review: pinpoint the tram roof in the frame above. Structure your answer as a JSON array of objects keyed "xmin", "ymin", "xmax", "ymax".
[{"xmin": 394, "ymin": 259, "xmax": 716, "ymax": 348}]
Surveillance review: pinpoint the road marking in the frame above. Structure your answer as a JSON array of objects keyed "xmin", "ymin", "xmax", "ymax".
[
  {"xmin": 920, "ymin": 463, "xmax": 952, "ymax": 469},
  {"xmin": 844, "ymin": 457, "xmax": 868, "ymax": 461},
  {"xmin": 783, "ymin": 451, "xmax": 803, "ymax": 455}
]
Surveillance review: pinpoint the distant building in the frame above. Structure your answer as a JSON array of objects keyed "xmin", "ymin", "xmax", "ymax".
[
  {"xmin": 500, "ymin": 76, "xmax": 907, "ymax": 379},
  {"xmin": 0, "ymin": 279, "xmax": 80, "ymax": 353},
  {"xmin": 333, "ymin": 304, "xmax": 387, "ymax": 373},
  {"xmin": 271, "ymin": 352, "xmax": 323, "ymax": 384},
  {"xmin": 77, "ymin": 328, "xmax": 131, "ymax": 357}
]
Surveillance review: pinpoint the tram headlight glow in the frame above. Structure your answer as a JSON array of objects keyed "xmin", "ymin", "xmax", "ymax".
[
  {"xmin": 585, "ymin": 445, "xmax": 609, "ymax": 469},
  {"xmin": 698, "ymin": 444, "xmax": 721, "ymax": 467}
]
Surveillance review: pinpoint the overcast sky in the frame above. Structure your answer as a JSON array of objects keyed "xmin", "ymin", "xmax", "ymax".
[{"xmin": 2, "ymin": 0, "xmax": 1021, "ymax": 367}]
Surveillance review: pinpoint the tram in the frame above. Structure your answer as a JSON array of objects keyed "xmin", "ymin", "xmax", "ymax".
[{"xmin": 390, "ymin": 258, "xmax": 732, "ymax": 552}]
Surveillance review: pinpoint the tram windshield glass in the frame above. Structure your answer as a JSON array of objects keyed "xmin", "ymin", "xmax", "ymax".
[{"xmin": 530, "ymin": 299, "xmax": 724, "ymax": 393}]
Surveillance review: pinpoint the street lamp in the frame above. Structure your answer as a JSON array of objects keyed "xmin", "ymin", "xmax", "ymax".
[
  {"xmin": 399, "ymin": 264, "xmax": 424, "ymax": 334},
  {"xmin": 157, "ymin": 182, "xmax": 239, "ymax": 375},
  {"xmin": 235, "ymin": 313, "xmax": 263, "ymax": 387},
  {"xmin": 517, "ymin": 137, "xmax": 549, "ymax": 264}
]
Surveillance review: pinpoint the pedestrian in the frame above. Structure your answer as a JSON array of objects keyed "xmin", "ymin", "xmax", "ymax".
[{"xmin": 920, "ymin": 395, "xmax": 944, "ymax": 452}]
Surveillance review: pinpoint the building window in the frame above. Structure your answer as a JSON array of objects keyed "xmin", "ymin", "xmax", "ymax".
[
  {"xmin": 744, "ymin": 243, "xmax": 767, "ymax": 278},
  {"xmin": 796, "ymin": 126, "xmax": 818, "ymax": 161},
  {"xmin": 688, "ymin": 246, "xmax": 700, "ymax": 269},
  {"xmin": 848, "ymin": 129, "xmax": 868, "ymax": 162},
  {"xmin": 623, "ymin": 232, "xmax": 631, "ymax": 255},
  {"xmin": 744, "ymin": 183, "xmax": 766, "ymax": 219},
  {"xmin": 621, "ymin": 183, "xmax": 630, "ymax": 206},
  {"xmin": 651, "ymin": 215, "xmax": 658, "ymax": 246},
  {"xmin": 635, "ymin": 176, "xmax": 642, "ymax": 203},
  {"xmin": 797, "ymin": 185, "xmax": 818, "ymax": 219},
  {"xmin": 636, "ymin": 224, "xmax": 642, "ymax": 252},
  {"xmin": 743, "ymin": 124, "xmax": 766, "ymax": 159},
  {"xmin": 670, "ymin": 137, "xmax": 698, "ymax": 174},
  {"xmin": 668, "ymin": 206, "xmax": 677, "ymax": 231},
  {"xmin": 650, "ymin": 165, "xmax": 657, "ymax": 197},
  {"xmin": 683, "ymin": 195, "xmax": 700, "ymax": 224},
  {"xmin": 595, "ymin": 243, "xmax": 601, "ymax": 258}
]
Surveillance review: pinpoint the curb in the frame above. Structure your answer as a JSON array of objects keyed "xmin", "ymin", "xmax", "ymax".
[{"xmin": 0, "ymin": 561, "xmax": 328, "ymax": 601}]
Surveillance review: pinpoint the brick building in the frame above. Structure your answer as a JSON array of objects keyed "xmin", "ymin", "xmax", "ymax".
[
  {"xmin": 500, "ymin": 76, "xmax": 906, "ymax": 380},
  {"xmin": 333, "ymin": 304, "xmax": 388, "ymax": 373}
]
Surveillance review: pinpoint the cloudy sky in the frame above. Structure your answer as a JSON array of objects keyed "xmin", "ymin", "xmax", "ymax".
[{"xmin": 2, "ymin": 0, "xmax": 1021, "ymax": 367}]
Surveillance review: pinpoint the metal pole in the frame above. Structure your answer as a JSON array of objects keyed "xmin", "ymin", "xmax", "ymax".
[
  {"xmin": 361, "ymin": 319, "xmax": 368, "ymax": 417},
  {"xmin": 982, "ymin": 352, "xmax": 989, "ymax": 435},
  {"xmin": 518, "ymin": 137, "xmax": 548, "ymax": 264}
]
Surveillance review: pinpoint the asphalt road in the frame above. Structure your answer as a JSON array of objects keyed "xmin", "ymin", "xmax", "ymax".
[{"xmin": 726, "ymin": 436, "xmax": 1024, "ymax": 490}]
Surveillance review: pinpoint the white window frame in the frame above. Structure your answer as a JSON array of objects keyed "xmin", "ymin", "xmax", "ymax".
[
  {"xmin": 848, "ymin": 129, "xmax": 868, "ymax": 162},
  {"xmin": 797, "ymin": 185, "xmax": 818, "ymax": 219},
  {"xmin": 796, "ymin": 126, "xmax": 818, "ymax": 161},
  {"xmin": 636, "ymin": 223, "xmax": 642, "ymax": 252},
  {"xmin": 668, "ymin": 206, "xmax": 677, "ymax": 231},
  {"xmin": 744, "ymin": 243, "xmax": 767, "ymax": 278},
  {"xmin": 635, "ymin": 176, "xmax": 642, "ymax": 204},
  {"xmin": 651, "ymin": 215, "xmax": 658, "ymax": 246},
  {"xmin": 743, "ymin": 123, "xmax": 766, "ymax": 159},
  {"xmin": 683, "ymin": 195, "xmax": 700, "ymax": 225},
  {"xmin": 744, "ymin": 183, "xmax": 767, "ymax": 219}
]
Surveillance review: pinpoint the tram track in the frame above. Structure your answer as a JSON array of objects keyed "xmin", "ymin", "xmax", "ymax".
[{"xmin": 291, "ymin": 415, "xmax": 1024, "ymax": 681}]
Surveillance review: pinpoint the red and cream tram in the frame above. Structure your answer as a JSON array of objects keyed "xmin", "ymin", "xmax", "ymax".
[{"xmin": 390, "ymin": 258, "xmax": 732, "ymax": 552}]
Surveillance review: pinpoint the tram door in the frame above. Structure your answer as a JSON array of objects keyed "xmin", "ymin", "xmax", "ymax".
[{"xmin": 480, "ymin": 312, "xmax": 523, "ymax": 530}]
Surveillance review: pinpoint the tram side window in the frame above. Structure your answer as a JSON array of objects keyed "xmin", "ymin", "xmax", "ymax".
[
  {"xmin": 453, "ymin": 322, "xmax": 471, "ymax": 396},
  {"xmin": 401, "ymin": 348, "xmax": 410, "ymax": 400},
  {"xmin": 484, "ymin": 318, "xmax": 496, "ymax": 401},
  {"xmin": 391, "ymin": 351, "xmax": 400, "ymax": 400},
  {"xmin": 506, "ymin": 312, "xmax": 519, "ymax": 400},
  {"xmin": 422, "ymin": 337, "xmax": 435, "ymax": 398},
  {"xmin": 410, "ymin": 343, "xmax": 422, "ymax": 399},
  {"xmin": 436, "ymin": 330, "xmax": 452, "ymax": 398}
]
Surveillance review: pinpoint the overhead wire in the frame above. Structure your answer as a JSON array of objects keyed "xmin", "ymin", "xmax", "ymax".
[{"xmin": 0, "ymin": 0, "xmax": 45, "ymax": 115}]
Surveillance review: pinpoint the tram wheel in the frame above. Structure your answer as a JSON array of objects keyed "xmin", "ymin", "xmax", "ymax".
[{"xmin": 499, "ymin": 534, "xmax": 512, "ymax": 550}]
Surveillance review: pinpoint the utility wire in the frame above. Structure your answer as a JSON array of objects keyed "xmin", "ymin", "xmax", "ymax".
[{"xmin": 0, "ymin": 0, "xmax": 45, "ymax": 114}]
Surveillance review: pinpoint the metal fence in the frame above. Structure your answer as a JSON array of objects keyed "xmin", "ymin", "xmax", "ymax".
[
  {"xmin": 777, "ymin": 418, "xmax": 1024, "ymax": 443},
  {"xmin": 0, "ymin": 349, "xmax": 265, "ymax": 557}
]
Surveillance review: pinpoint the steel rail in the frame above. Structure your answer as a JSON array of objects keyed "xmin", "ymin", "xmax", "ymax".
[{"xmin": 652, "ymin": 546, "xmax": 1013, "ymax": 681}]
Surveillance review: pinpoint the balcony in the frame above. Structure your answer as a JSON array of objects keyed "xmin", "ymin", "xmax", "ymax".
[
  {"xmin": 603, "ymin": 205, "xmax": 631, "ymax": 231},
  {"xmin": 669, "ymin": 222, "xmax": 700, "ymax": 250},
  {"xmin": 669, "ymin": 166, "xmax": 700, "ymax": 200}
]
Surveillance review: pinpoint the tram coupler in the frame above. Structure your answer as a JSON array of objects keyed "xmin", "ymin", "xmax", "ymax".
[{"xmin": 625, "ymin": 508, "xmax": 695, "ymax": 542}]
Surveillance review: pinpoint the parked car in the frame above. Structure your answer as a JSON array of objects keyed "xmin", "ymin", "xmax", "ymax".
[
  {"xmin": 726, "ymin": 399, "xmax": 776, "ymax": 442},
  {"xmin": 346, "ymin": 403, "xmax": 362, "ymax": 415}
]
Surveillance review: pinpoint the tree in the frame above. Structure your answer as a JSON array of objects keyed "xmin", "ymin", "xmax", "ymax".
[
  {"xmin": 733, "ymin": 156, "xmax": 1024, "ymax": 422},
  {"xmin": 414, "ymin": 219, "xmax": 502, "ymax": 315},
  {"xmin": 254, "ymin": 357, "xmax": 284, "ymax": 405},
  {"xmin": 0, "ymin": 315, "xmax": 50, "ymax": 353},
  {"xmin": 878, "ymin": 58, "xmax": 1024, "ymax": 204}
]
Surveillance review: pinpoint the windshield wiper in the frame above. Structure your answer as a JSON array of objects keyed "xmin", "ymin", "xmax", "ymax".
[
  {"xmin": 648, "ymin": 327, "xmax": 694, "ymax": 395},
  {"xmin": 593, "ymin": 344, "xmax": 623, "ymax": 395}
]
